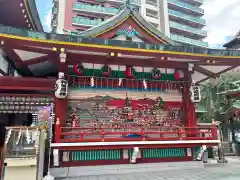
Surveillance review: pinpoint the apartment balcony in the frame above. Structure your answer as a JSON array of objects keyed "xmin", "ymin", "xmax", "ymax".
[
  {"xmin": 72, "ymin": 17, "xmax": 102, "ymax": 27},
  {"xmin": 181, "ymin": 0, "xmax": 203, "ymax": 6},
  {"xmin": 169, "ymin": 21, "xmax": 207, "ymax": 38},
  {"xmin": 94, "ymin": 0, "xmax": 141, "ymax": 6},
  {"xmin": 168, "ymin": 0, "xmax": 204, "ymax": 16},
  {"xmin": 168, "ymin": 9, "xmax": 205, "ymax": 27},
  {"xmin": 72, "ymin": 3, "xmax": 120, "ymax": 16},
  {"xmin": 170, "ymin": 34, "xmax": 208, "ymax": 47}
]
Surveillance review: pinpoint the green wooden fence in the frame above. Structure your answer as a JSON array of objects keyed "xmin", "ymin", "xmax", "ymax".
[
  {"xmin": 143, "ymin": 148, "xmax": 185, "ymax": 158},
  {"xmin": 71, "ymin": 150, "xmax": 121, "ymax": 161}
]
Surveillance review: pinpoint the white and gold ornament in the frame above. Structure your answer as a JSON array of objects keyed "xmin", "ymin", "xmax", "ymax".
[
  {"xmin": 90, "ymin": 76, "xmax": 94, "ymax": 87},
  {"xmin": 143, "ymin": 79, "xmax": 147, "ymax": 90},
  {"xmin": 118, "ymin": 78, "xmax": 122, "ymax": 87}
]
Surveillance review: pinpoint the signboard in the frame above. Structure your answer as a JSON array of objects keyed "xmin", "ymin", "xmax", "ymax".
[{"xmin": 37, "ymin": 106, "xmax": 51, "ymax": 126}]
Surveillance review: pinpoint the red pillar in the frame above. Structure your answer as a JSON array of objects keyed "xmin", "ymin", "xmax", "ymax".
[
  {"xmin": 54, "ymin": 118, "xmax": 61, "ymax": 142},
  {"xmin": 54, "ymin": 52, "xmax": 68, "ymax": 127},
  {"xmin": 182, "ymin": 70, "xmax": 197, "ymax": 136}
]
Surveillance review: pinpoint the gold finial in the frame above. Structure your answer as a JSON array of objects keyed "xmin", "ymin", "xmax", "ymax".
[
  {"xmin": 60, "ymin": 48, "xmax": 65, "ymax": 53},
  {"xmin": 117, "ymin": 53, "xmax": 121, "ymax": 57},
  {"xmin": 52, "ymin": 47, "xmax": 57, "ymax": 51},
  {"xmin": 110, "ymin": 52, "xmax": 115, "ymax": 56},
  {"xmin": 56, "ymin": 118, "xmax": 60, "ymax": 125}
]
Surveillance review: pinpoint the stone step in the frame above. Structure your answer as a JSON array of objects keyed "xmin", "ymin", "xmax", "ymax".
[
  {"xmin": 50, "ymin": 161, "xmax": 204, "ymax": 178},
  {"xmin": 224, "ymin": 153, "xmax": 236, "ymax": 156}
]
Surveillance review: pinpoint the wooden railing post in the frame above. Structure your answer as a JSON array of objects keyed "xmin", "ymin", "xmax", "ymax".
[
  {"xmin": 101, "ymin": 128, "xmax": 105, "ymax": 142},
  {"xmin": 141, "ymin": 127, "xmax": 145, "ymax": 140},
  {"xmin": 178, "ymin": 128, "xmax": 182, "ymax": 140},
  {"xmin": 55, "ymin": 118, "xmax": 61, "ymax": 143}
]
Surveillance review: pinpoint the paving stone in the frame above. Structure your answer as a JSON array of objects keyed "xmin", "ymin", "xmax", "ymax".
[{"xmin": 57, "ymin": 160, "xmax": 240, "ymax": 180}]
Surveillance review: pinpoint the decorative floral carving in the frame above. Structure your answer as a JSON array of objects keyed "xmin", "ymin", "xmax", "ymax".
[
  {"xmin": 74, "ymin": 63, "xmax": 84, "ymax": 76},
  {"xmin": 152, "ymin": 68, "xmax": 161, "ymax": 79},
  {"xmin": 101, "ymin": 64, "xmax": 111, "ymax": 77}
]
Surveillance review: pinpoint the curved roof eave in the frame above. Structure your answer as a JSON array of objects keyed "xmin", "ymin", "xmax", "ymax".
[
  {"xmin": 79, "ymin": 6, "xmax": 175, "ymax": 45},
  {"xmin": 26, "ymin": 0, "xmax": 44, "ymax": 32},
  {"xmin": 223, "ymin": 38, "xmax": 240, "ymax": 48}
]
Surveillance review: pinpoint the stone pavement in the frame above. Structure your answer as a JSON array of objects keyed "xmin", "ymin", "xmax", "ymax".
[{"xmin": 56, "ymin": 161, "xmax": 240, "ymax": 180}]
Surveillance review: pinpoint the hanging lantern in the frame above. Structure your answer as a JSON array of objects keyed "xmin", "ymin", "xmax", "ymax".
[
  {"xmin": 101, "ymin": 64, "xmax": 111, "ymax": 78},
  {"xmin": 73, "ymin": 63, "xmax": 84, "ymax": 76},
  {"xmin": 55, "ymin": 72, "xmax": 68, "ymax": 99},
  {"xmin": 190, "ymin": 82, "xmax": 201, "ymax": 103},
  {"xmin": 152, "ymin": 68, "xmax": 161, "ymax": 79},
  {"xmin": 174, "ymin": 70, "xmax": 184, "ymax": 80}
]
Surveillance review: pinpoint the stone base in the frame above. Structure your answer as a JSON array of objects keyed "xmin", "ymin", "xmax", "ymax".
[{"xmin": 217, "ymin": 159, "xmax": 228, "ymax": 163}]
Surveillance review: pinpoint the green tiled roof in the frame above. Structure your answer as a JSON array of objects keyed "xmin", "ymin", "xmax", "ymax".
[{"xmin": 79, "ymin": 5, "xmax": 175, "ymax": 45}]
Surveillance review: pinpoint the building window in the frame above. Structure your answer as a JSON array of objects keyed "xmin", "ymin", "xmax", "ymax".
[
  {"xmin": 146, "ymin": 9, "xmax": 158, "ymax": 18},
  {"xmin": 146, "ymin": 0, "xmax": 157, "ymax": 6}
]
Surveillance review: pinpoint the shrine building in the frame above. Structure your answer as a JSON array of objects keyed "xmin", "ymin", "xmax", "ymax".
[{"xmin": 0, "ymin": 1, "xmax": 240, "ymax": 179}]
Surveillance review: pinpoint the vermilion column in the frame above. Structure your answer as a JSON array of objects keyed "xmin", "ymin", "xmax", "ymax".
[
  {"xmin": 55, "ymin": 98, "xmax": 67, "ymax": 127},
  {"xmin": 54, "ymin": 51, "xmax": 68, "ymax": 128},
  {"xmin": 182, "ymin": 69, "xmax": 197, "ymax": 134}
]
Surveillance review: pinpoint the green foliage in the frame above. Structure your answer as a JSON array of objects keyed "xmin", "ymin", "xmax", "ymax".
[{"xmin": 199, "ymin": 70, "xmax": 240, "ymax": 130}]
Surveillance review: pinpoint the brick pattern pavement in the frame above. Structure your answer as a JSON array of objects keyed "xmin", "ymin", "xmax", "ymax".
[{"xmin": 56, "ymin": 163, "xmax": 240, "ymax": 180}]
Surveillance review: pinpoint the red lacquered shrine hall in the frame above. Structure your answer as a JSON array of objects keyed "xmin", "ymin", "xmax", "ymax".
[{"xmin": 0, "ymin": 4, "xmax": 239, "ymax": 172}]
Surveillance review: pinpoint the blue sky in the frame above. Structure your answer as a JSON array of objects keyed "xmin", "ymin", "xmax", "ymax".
[
  {"xmin": 36, "ymin": 0, "xmax": 240, "ymax": 47},
  {"xmin": 36, "ymin": 0, "xmax": 52, "ymax": 32}
]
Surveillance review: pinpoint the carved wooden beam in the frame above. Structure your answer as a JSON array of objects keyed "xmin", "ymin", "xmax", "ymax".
[
  {"xmin": 194, "ymin": 65, "xmax": 216, "ymax": 78},
  {"xmin": 67, "ymin": 53, "xmax": 187, "ymax": 69},
  {"xmin": 24, "ymin": 55, "xmax": 51, "ymax": 65},
  {"xmin": 2, "ymin": 37, "xmax": 240, "ymax": 61}
]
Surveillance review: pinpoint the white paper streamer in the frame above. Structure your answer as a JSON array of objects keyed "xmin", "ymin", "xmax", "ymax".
[
  {"xmin": 15, "ymin": 129, "xmax": 22, "ymax": 145},
  {"xmin": 5, "ymin": 128, "xmax": 12, "ymax": 144},
  {"xmin": 25, "ymin": 128, "xmax": 31, "ymax": 144}
]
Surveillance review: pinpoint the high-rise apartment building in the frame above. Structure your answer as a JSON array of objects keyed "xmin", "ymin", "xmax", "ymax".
[{"xmin": 52, "ymin": 0, "xmax": 207, "ymax": 47}]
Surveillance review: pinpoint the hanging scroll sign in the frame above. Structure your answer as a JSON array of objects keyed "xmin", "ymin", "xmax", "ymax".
[
  {"xmin": 37, "ymin": 106, "xmax": 51, "ymax": 128},
  {"xmin": 190, "ymin": 81, "xmax": 201, "ymax": 103}
]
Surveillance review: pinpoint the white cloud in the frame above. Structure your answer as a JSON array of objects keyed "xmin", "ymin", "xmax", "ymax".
[
  {"xmin": 43, "ymin": 10, "xmax": 52, "ymax": 32},
  {"xmin": 203, "ymin": 0, "xmax": 240, "ymax": 46}
]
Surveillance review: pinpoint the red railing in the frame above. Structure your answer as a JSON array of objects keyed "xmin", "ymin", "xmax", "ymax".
[
  {"xmin": 69, "ymin": 76, "xmax": 183, "ymax": 92},
  {"xmin": 55, "ymin": 124, "xmax": 218, "ymax": 143}
]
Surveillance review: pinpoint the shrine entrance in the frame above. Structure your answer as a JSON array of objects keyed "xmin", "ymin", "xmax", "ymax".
[{"xmin": 0, "ymin": 95, "xmax": 53, "ymax": 180}]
